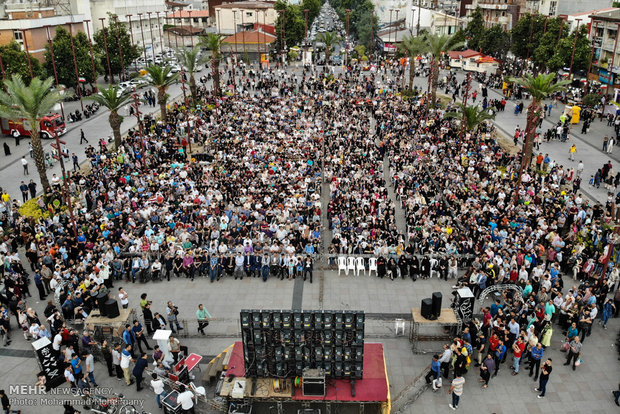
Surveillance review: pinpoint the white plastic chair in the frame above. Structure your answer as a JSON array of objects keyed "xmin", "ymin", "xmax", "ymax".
[
  {"xmin": 355, "ymin": 257, "xmax": 365, "ymax": 276},
  {"xmin": 337, "ymin": 256, "xmax": 347, "ymax": 276},
  {"xmin": 368, "ymin": 257, "xmax": 378, "ymax": 277},
  {"xmin": 395, "ymin": 318, "xmax": 406, "ymax": 336},
  {"xmin": 347, "ymin": 257, "xmax": 356, "ymax": 276}
]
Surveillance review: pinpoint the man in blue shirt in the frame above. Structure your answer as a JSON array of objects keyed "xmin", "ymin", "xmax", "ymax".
[
  {"xmin": 494, "ymin": 340, "xmax": 506, "ymax": 377},
  {"xmin": 425, "ymin": 354, "xmax": 441, "ymax": 384},
  {"xmin": 528, "ymin": 343, "xmax": 544, "ymax": 380},
  {"xmin": 132, "ymin": 353, "xmax": 149, "ymax": 392},
  {"xmin": 123, "ymin": 324, "xmax": 136, "ymax": 357},
  {"xmin": 490, "ymin": 299, "xmax": 502, "ymax": 317},
  {"xmin": 132, "ymin": 320, "xmax": 152, "ymax": 354},
  {"xmin": 71, "ymin": 354, "xmax": 83, "ymax": 380}
]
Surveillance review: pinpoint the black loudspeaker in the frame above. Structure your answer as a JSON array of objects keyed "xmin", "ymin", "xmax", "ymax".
[
  {"xmin": 97, "ymin": 292, "xmax": 108, "ymax": 316},
  {"xmin": 104, "ymin": 299, "xmax": 120, "ymax": 318},
  {"xmin": 432, "ymin": 292, "xmax": 442, "ymax": 318},
  {"xmin": 421, "ymin": 298, "xmax": 433, "ymax": 320}
]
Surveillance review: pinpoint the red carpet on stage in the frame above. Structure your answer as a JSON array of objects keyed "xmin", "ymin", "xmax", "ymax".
[{"xmin": 226, "ymin": 342, "xmax": 388, "ymax": 402}]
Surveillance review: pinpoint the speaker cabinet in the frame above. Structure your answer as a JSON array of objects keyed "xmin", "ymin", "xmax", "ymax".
[
  {"xmin": 432, "ymin": 292, "xmax": 442, "ymax": 318},
  {"xmin": 421, "ymin": 298, "xmax": 433, "ymax": 320},
  {"xmin": 104, "ymin": 299, "xmax": 120, "ymax": 318}
]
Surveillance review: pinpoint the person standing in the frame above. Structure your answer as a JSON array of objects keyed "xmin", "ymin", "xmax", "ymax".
[
  {"xmin": 425, "ymin": 354, "xmax": 441, "ymax": 385},
  {"xmin": 28, "ymin": 179, "xmax": 36, "ymax": 199},
  {"xmin": 568, "ymin": 144, "xmax": 577, "ymax": 161},
  {"xmin": 177, "ymin": 384, "xmax": 195, "ymax": 414},
  {"xmin": 196, "ymin": 304, "xmax": 212, "ymax": 335},
  {"xmin": 563, "ymin": 336, "xmax": 582, "ymax": 370},
  {"xmin": 84, "ymin": 351, "xmax": 98, "ymax": 387},
  {"xmin": 80, "ymin": 129, "xmax": 88, "ymax": 144},
  {"xmin": 21, "ymin": 156, "xmax": 29, "ymax": 175},
  {"xmin": 132, "ymin": 320, "xmax": 152, "ymax": 354},
  {"xmin": 34, "ymin": 272, "xmax": 46, "ymax": 300},
  {"xmin": 19, "ymin": 181, "xmax": 28, "ymax": 203},
  {"xmin": 528, "ymin": 343, "xmax": 544, "ymax": 380},
  {"xmin": 511, "ymin": 336, "xmax": 525, "ymax": 376},
  {"xmin": 536, "ymin": 359, "xmax": 552, "ymax": 398},
  {"xmin": 448, "ymin": 373, "xmax": 465, "ymax": 410},
  {"xmin": 72, "ymin": 153, "xmax": 79, "ymax": 172},
  {"xmin": 122, "ymin": 324, "xmax": 136, "ymax": 357},
  {"xmin": 120, "ymin": 344, "xmax": 135, "ymax": 386},
  {"xmin": 101, "ymin": 340, "xmax": 115, "ymax": 377},
  {"xmin": 132, "ymin": 353, "xmax": 149, "ymax": 391},
  {"xmin": 480, "ymin": 354, "xmax": 494, "ymax": 389},
  {"xmin": 118, "ymin": 288, "xmax": 129, "ymax": 309},
  {"xmin": 166, "ymin": 301, "xmax": 183, "ymax": 333},
  {"xmin": 151, "ymin": 373, "xmax": 165, "ymax": 409},
  {"xmin": 112, "ymin": 343, "xmax": 123, "ymax": 380}
]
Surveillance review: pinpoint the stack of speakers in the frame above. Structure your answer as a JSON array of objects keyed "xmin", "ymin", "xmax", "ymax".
[
  {"xmin": 240, "ymin": 309, "xmax": 365, "ymax": 379},
  {"xmin": 421, "ymin": 292, "xmax": 442, "ymax": 320}
]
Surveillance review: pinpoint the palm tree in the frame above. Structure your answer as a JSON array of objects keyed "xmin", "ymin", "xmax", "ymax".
[
  {"xmin": 0, "ymin": 75, "xmax": 64, "ymax": 192},
  {"xmin": 175, "ymin": 45, "xmax": 203, "ymax": 103},
  {"xmin": 199, "ymin": 34, "xmax": 224, "ymax": 97},
  {"xmin": 143, "ymin": 64, "xmax": 179, "ymax": 120},
  {"xmin": 510, "ymin": 73, "xmax": 569, "ymax": 202},
  {"xmin": 399, "ymin": 35, "xmax": 427, "ymax": 90},
  {"xmin": 424, "ymin": 34, "xmax": 463, "ymax": 106},
  {"xmin": 86, "ymin": 84, "xmax": 133, "ymax": 149},
  {"xmin": 446, "ymin": 103, "xmax": 496, "ymax": 135},
  {"xmin": 316, "ymin": 32, "xmax": 342, "ymax": 66}
]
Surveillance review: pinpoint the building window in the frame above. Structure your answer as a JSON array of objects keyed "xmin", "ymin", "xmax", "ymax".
[
  {"xmin": 246, "ymin": 12, "xmax": 253, "ymax": 18},
  {"xmin": 13, "ymin": 30, "xmax": 23, "ymax": 41}
]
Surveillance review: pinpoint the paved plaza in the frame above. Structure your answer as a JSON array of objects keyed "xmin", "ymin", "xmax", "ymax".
[{"xmin": 0, "ymin": 64, "xmax": 619, "ymax": 414}]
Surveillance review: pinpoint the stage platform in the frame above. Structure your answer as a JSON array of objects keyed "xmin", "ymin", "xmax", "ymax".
[{"xmin": 224, "ymin": 341, "xmax": 389, "ymax": 404}]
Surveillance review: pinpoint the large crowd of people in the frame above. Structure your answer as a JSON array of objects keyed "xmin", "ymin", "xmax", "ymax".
[{"xmin": 0, "ymin": 51, "xmax": 617, "ymax": 413}]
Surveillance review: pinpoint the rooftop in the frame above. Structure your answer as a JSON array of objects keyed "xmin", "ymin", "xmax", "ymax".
[
  {"xmin": 167, "ymin": 10, "xmax": 210, "ymax": 18},
  {"xmin": 223, "ymin": 30, "xmax": 276, "ymax": 44},
  {"xmin": 216, "ymin": 2, "xmax": 274, "ymax": 10}
]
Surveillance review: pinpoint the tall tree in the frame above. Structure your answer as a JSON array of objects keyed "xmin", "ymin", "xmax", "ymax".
[
  {"xmin": 509, "ymin": 73, "xmax": 569, "ymax": 202},
  {"xmin": 143, "ymin": 64, "xmax": 179, "ymax": 120},
  {"xmin": 399, "ymin": 35, "xmax": 426, "ymax": 89},
  {"xmin": 176, "ymin": 46, "xmax": 203, "ymax": 103},
  {"xmin": 547, "ymin": 25, "xmax": 590, "ymax": 73},
  {"xmin": 86, "ymin": 84, "xmax": 133, "ymax": 148},
  {"xmin": 480, "ymin": 25, "xmax": 511, "ymax": 59},
  {"xmin": 0, "ymin": 41, "xmax": 45, "ymax": 84},
  {"xmin": 44, "ymin": 27, "xmax": 99, "ymax": 90},
  {"xmin": 446, "ymin": 103, "xmax": 496, "ymax": 134},
  {"xmin": 510, "ymin": 13, "xmax": 547, "ymax": 60},
  {"xmin": 532, "ymin": 17, "xmax": 566, "ymax": 70},
  {"xmin": 93, "ymin": 14, "xmax": 141, "ymax": 82},
  {"xmin": 274, "ymin": 0, "xmax": 305, "ymax": 50},
  {"xmin": 302, "ymin": 0, "xmax": 321, "ymax": 26},
  {"xmin": 316, "ymin": 32, "xmax": 342, "ymax": 66},
  {"xmin": 199, "ymin": 34, "xmax": 224, "ymax": 97},
  {"xmin": 464, "ymin": 7, "xmax": 485, "ymax": 51},
  {"xmin": 0, "ymin": 75, "xmax": 64, "ymax": 191},
  {"xmin": 425, "ymin": 34, "xmax": 463, "ymax": 106}
]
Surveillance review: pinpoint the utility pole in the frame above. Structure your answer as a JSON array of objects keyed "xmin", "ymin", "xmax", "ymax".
[
  {"xmin": 20, "ymin": 29, "xmax": 34, "ymax": 79},
  {"xmin": 51, "ymin": 131, "xmax": 78, "ymax": 239},
  {"xmin": 568, "ymin": 19, "xmax": 582, "ymax": 78},
  {"xmin": 460, "ymin": 72, "xmax": 472, "ymax": 139},
  {"xmin": 66, "ymin": 24, "xmax": 84, "ymax": 111},
  {"xmin": 83, "ymin": 21, "xmax": 98, "ymax": 93},
  {"xmin": 233, "ymin": 10, "xmax": 239, "ymax": 67},
  {"xmin": 100, "ymin": 18, "xmax": 113, "ymax": 83},
  {"xmin": 417, "ymin": 0, "xmax": 421, "ymax": 35},
  {"xmin": 156, "ymin": 12, "xmax": 164, "ymax": 56},
  {"xmin": 113, "ymin": 16, "xmax": 126, "ymax": 82},
  {"xmin": 304, "ymin": 8, "xmax": 309, "ymax": 66},
  {"xmin": 585, "ymin": 22, "xmax": 599, "ymax": 94},
  {"xmin": 389, "ymin": 9, "xmax": 394, "ymax": 54},
  {"xmin": 127, "ymin": 15, "xmax": 139, "ymax": 74},
  {"xmin": 608, "ymin": 23, "xmax": 620, "ymax": 98},
  {"xmin": 138, "ymin": 13, "xmax": 148, "ymax": 64},
  {"xmin": 45, "ymin": 26, "xmax": 65, "ymax": 120},
  {"xmin": 345, "ymin": 9, "xmax": 351, "ymax": 66},
  {"xmin": 370, "ymin": 9, "xmax": 374, "ymax": 62},
  {"xmin": 241, "ymin": 10, "xmax": 247, "ymax": 64},
  {"xmin": 147, "ymin": 12, "xmax": 156, "ymax": 60},
  {"xmin": 131, "ymin": 88, "xmax": 147, "ymax": 170}
]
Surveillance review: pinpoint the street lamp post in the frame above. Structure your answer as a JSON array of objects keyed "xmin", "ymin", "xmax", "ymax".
[
  {"xmin": 51, "ymin": 130, "xmax": 78, "ymax": 239},
  {"xmin": 585, "ymin": 22, "xmax": 599, "ymax": 94},
  {"xmin": 345, "ymin": 9, "xmax": 351, "ymax": 66},
  {"xmin": 147, "ymin": 12, "xmax": 156, "ymax": 60},
  {"xmin": 304, "ymin": 8, "xmax": 309, "ymax": 66},
  {"xmin": 113, "ymin": 16, "xmax": 126, "ymax": 82},
  {"xmin": 127, "ymin": 15, "xmax": 139, "ymax": 73},
  {"xmin": 99, "ymin": 18, "xmax": 114, "ymax": 83},
  {"xmin": 389, "ymin": 9, "xmax": 394, "ymax": 53},
  {"xmin": 370, "ymin": 9, "xmax": 374, "ymax": 62},
  {"xmin": 241, "ymin": 10, "xmax": 247, "ymax": 64},
  {"xmin": 156, "ymin": 12, "xmax": 164, "ymax": 56},
  {"xmin": 138, "ymin": 13, "xmax": 148, "ymax": 64},
  {"xmin": 233, "ymin": 10, "xmax": 239, "ymax": 67}
]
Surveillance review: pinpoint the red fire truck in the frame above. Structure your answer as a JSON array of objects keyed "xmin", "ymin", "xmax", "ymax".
[{"xmin": 0, "ymin": 113, "xmax": 66, "ymax": 139}]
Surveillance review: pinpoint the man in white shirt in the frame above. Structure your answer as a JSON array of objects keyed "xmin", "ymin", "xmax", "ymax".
[
  {"xmin": 151, "ymin": 373, "xmax": 165, "ymax": 409},
  {"xmin": 177, "ymin": 384, "xmax": 195, "ymax": 413}
]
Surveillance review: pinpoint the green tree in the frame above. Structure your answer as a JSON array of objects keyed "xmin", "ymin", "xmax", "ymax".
[
  {"xmin": 302, "ymin": 0, "xmax": 321, "ymax": 26},
  {"xmin": 355, "ymin": 7, "xmax": 377, "ymax": 52},
  {"xmin": 509, "ymin": 73, "xmax": 569, "ymax": 198},
  {"xmin": 532, "ymin": 18, "xmax": 566, "ymax": 70},
  {"xmin": 446, "ymin": 103, "xmax": 496, "ymax": 134},
  {"xmin": 143, "ymin": 64, "xmax": 179, "ymax": 120},
  {"xmin": 0, "ymin": 42, "xmax": 45, "ymax": 84},
  {"xmin": 510, "ymin": 13, "xmax": 547, "ymax": 60},
  {"xmin": 93, "ymin": 14, "xmax": 141, "ymax": 83},
  {"xmin": 399, "ymin": 35, "xmax": 426, "ymax": 89},
  {"xmin": 44, "ymin": 27, "xmax": 99, "ymax": 91},
  {"xmin": 175, "ymin": 45, "xmax": 203, "ymax": 103},
  {"xmin": 85, "ymin": 84, "xmax": 133, "ymax": 148},
  {"xmin": 316, "ymin": 32, "xmax": 342, "ymax": 66},
  {"xmin": 464, "ymin": 7, "xmax": 485, "ymax": 51},
  {"xmin": 547, "ymin": 25, "xmax": 590, "ymax": 73},
  {"xmin": 0, "ymin": 75, "xmax": 64, "ymax": 191},
  {"xmin": 199, "ymin": 34, "xmax": 224, "ymax": 97},
  {"xmin": 274, "ymin": 0, "xmax": 305, "ymax": 50},
  {"xmin": 353, "ymin": 45, "xmax": 366, "ymax": 59},
  {"xmin": 480, "ymin": 25, "xmax": 511, "ymax": 59},
  {"xmin": 425, "ymin": 34, "xmax": 463, "ymax": 106}
]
